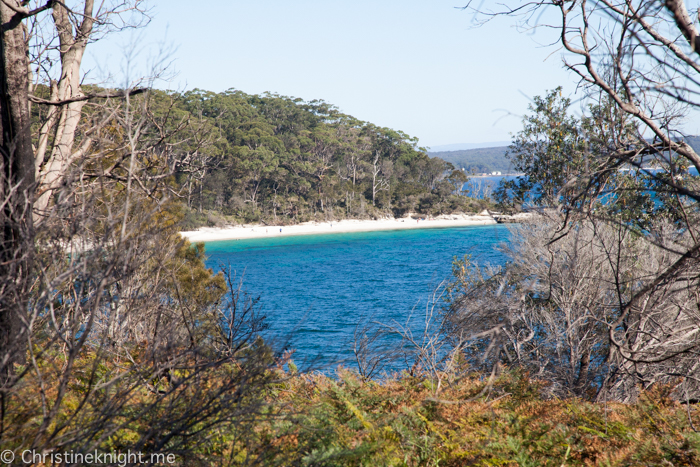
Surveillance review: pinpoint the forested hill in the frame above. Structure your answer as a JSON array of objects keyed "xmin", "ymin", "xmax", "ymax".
[
  {"xmin": 430, "ymin": 135, "xmax": 700, "ymax": 175},
  {"xmin": 157, "ymin": 89, "xmax": 487, "ymax": 228},
  {"xmin": 429, "ymin": 146, "xmax": 510, "ymax": 174}
]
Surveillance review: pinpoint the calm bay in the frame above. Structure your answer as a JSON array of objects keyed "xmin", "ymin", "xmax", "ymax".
[{"xmin": 204, "ymin": 224, "xmax": 510, "ymax": 370}]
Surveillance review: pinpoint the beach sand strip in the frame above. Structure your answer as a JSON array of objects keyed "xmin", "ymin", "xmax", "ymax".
[{"xmin": 179, "ymin": 214, "xmax": 497, "ymax": 242}]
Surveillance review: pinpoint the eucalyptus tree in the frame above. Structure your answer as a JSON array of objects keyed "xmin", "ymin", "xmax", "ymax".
[
  {"xmin": 0, "ymin": 2, "xmax": 279, "ymax": 461},
  {"xmin": 457, "ymin": 0, "xmax": 700, "ymax": 400},
  {"xmin": 494, "ymin": 87, "xmax": 586, "ymax": 208},
  {"xmin": 447, "ymin": 216, "xmax": 700, "ymax": 402},
  {"xmin": 446, "ymin": 168, "xmax": 468, "ymax": 195},
  {"xmin": 0, "ymin": 0, "xmax": 149, "ymax": 381},
  {"xmin": 172, "ymin": 88, "xmax": 468, "ymax": 222},
  {"xmin": 464, "ymin": 0, "xmax": 700, "ymax": 218},
  {"xmin": 0, "ymin": 0, "xmax": 37, "ymax": 381}
]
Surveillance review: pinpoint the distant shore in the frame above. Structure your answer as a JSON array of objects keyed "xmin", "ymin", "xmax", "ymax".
[
  {"xmin": 469, "ymin": 172, "xmax": 524, "ymax": 177},
  {"xmin": 179, "ymin": 213, "xmax": 499, "ymax": 243}
]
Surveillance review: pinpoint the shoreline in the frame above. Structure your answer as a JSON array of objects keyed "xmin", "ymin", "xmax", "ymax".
[
  {"xmin": 469, "ymin": 172, "xmax": 524, "ymax": 178},
  {"xmin": 179, "ymin": 214, "xmax": 499, "ymax": 243}
]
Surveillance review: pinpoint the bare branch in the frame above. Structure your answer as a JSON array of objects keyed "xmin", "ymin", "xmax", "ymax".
[{"xmin": 28, "ymin": 87, "xmax": 147, "ymax": 105}]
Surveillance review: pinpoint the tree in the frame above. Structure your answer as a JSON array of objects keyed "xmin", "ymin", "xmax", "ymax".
[
  {"xmin": 335, "ymin": 122, "xmax": 370, "ymax": 215},
  {"xmin": 464, "ymin": 0, "xmax": 700, "ymax": 211},
  {"xmin": 422, "ymin": 156, "xmax": 451, "ymax": 191},
  {"xmin": 446, "ymin": 168, "xmax": 468, "ymax": 195},
  {"xmin": 0, "ymin": 0, "xmax": 150, "ymax": 376},
  {"xmin": 369, "ymin": 150, "xmax": 390, "ymax": 206},
  {"xmin": 0, "ymin": 0, "xmax": 36, "ymax": 379},
  {"xmin": 447, "ymin": 216, "xmax": 700, "ymax": 401},
  {"xmin": 465, "ymin": 1, "xmax": 700, "ymax": 161},
  {"xmin": 460, "ymin": 0, "xmax": 700, "ymax": 400},
  {"xmin": 494, "ymin": 88, "xmax": 585, "ymax": 208},
  {"xmin": 0, "ymin": 3, "xmax": 281, "ymax": 462}
]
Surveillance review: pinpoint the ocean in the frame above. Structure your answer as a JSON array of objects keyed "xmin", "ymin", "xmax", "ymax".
[{"xmin": 203, "ymin": 224, "xmax": 510, "ymax": 371}]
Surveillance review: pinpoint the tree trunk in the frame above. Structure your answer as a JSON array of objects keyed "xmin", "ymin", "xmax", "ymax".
[
  {"xmin": 575, "ymin": 351, "xmax": 590, "ymax": 394},
  {"xmin": 0, "ymin": 1, "xmax": 35, "ymax": 377},
  {"xmin": 35, "ymin": 1, "xmax": 95, "ymax": 213},
  {"xmin": 187, "ymin": 178, "xmax": 193, "ymax": 208},
  {"xmin": 199, "ymin": 182, "xmax": 203, "ymax": 213}
]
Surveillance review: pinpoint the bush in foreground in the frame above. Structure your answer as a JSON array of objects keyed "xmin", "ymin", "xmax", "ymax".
[{"xmin": 234, "ymin": 369, "xmax": 700, "ymax": 467}]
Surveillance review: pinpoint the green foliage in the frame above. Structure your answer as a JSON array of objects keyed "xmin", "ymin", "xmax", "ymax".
[
  {"xmin": 429, "ymin": 146, "xmax": 511, "ymax": 174},
  {"xmin": 221, "ymin": 369, "xmax": 700, "ymax": 466},
  {"xmin": 148, "ymin": 89, "xmax": 486, "ymax": 225},
  {"xmin": 493, "ymin": 88, "xmax": 699, "ymax": 226},
  {"xmin": 494, "ymin": 87, "xmax": 586, "ymax": 208}
]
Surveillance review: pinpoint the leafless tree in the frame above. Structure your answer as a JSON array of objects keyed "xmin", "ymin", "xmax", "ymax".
[
  {"xmin": 352, "ymin": 320, "xmax": 402, "ymax": 382},
  {"xmin": 0, "ymin": 0, "xmax": 149, "ymax": 378},
  {"xmin": 335, "ymin": 125, "xmax": 370, "ymax": 215},
  {"xmin": 468, "ymin": 176, "xmax": 494, "ymax": 200},
  {"xmin": 462, "ymin": 1, "xmax": 700, "ymax": 221},
  {"xmin": 377, "ymin": 284, "xmax": 472, "ymax": 397},
  {"xmin": 456, "ymin": 0, "xmax": 700, "ymax": 401},
  {"xmin": 28, "ymin": 1, "xmax": 150, "ymax": 214},
  {"xmin": 0, "ymin": 2, "xmax": 279, "ymax": 463},
  {"xmin": 446, "ymin": 215, "xmax": 700, "ymax": 401},
  {"xmin": 370, "ymin": 150, "xmax": 390, "ymax": 207}
]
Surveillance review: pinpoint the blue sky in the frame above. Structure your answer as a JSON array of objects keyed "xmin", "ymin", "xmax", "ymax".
[{"xmin": 84, "ymin": 1, "xmax": 589, "ymax": 149}]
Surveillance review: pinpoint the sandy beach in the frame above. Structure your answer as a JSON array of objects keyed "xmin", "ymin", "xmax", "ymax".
[{"xmin": 179, "ymin": 213, "xmax": 498, "ymax": 242}]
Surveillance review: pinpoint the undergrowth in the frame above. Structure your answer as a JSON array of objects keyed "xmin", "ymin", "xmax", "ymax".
[{"xmin": 233, "ymin": 369, "xmax": 700, "ymax": 467}]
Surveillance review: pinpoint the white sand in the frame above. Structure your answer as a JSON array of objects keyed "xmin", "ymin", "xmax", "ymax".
[{"xmin": 179, "ymin": 214, "xmax": 497, "ymax": 242}]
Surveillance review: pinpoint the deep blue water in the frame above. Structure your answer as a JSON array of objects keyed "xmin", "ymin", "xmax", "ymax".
[
  {"xmin": 464, "ymin": 169, "xmax": 699, "ymax": 200},
  {"xmin": 204, "ymin": 224, "xmax": 510, "ymax": 370}
]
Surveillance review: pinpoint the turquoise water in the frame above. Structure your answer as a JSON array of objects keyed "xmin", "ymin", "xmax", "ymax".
[{"xmin": 204, "ymin": 224, "xmax": 510, "ymax": 370}]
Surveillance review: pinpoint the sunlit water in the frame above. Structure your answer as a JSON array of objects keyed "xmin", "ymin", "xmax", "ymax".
[{"xmin": 204, "ymin": 224, "xmax": 510, "ymax": 370}]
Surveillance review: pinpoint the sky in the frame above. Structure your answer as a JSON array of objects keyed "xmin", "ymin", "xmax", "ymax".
[{"xmin": 84, "ymin": 1, "xmax": 593, "ymax": 149}]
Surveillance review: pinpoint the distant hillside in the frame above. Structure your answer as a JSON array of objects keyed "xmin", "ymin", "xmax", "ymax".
[
  {"xmin": 429, "ymin": 146, "xmax": 511, "ymax": 174},
  {"xmin": 686, "ymin": 135, "xmax": 700, "ymax": 153},
  {"xmin": 429, "ymin": 141, "xmax": 510, "ymax": 152},
  {"xmin": 430, "ymin": 136, "xmax": 700, "ymax": 175}
]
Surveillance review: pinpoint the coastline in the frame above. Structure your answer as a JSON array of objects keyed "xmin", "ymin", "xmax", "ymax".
[{"xmin": 179, "ymin": 213, "xmax": 498, "ymax": 243}]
